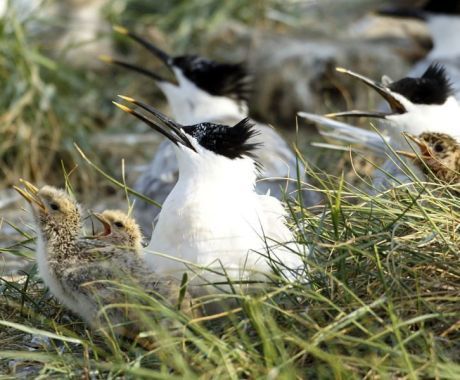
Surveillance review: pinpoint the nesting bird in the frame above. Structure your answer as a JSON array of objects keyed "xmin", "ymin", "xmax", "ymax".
[
  {"xmin": 378, "ymin": 5, "xmax": 460, "ymax": 101},
  {"xmin": 299, "ymin": 63, "xmax": 460, "ymax": 189},
  {"xmin": 113, "ymin": 97, "xmax": 307, "ymax": 296},
  {"xmin": 14, "ymin": 182, "xmax": 196, "ymax": 341},
  {"xmin": 397, "ymin": 132, "xmax": 460, "ymax": 184},
  {"xmin": 327, "ymin": 63, "xmax": 460, "ymax": 142},
  {"xmin": 103, "ymin": 26, "xmax": 319, "ymax": 235}
]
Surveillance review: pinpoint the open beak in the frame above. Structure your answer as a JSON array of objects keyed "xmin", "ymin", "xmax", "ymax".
[
  {"xmin": 396, "ymin": 134, "xmax": 433, "ymax": 159},
  {"xmin": 13, "ymin": 179, "xmax": 46, "ymax": 212},
  {"xmin": 92, "ymin": 213, "xmax": 111, "ymax": 236},
  {"xmin": 99, "ymin": 26, "xmax": 178, "ymax": 85},
  {"xmin": 113, "ymin": 96, "xmax": 196, "ymax": 152},
  {"xmin": 327, "ymin": 67, "xmax": 406, "ymax": 119}
]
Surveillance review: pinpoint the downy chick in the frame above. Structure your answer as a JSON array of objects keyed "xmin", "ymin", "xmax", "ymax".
[
  {"xmin": 14, "ymin": 183, "xmax": 196, "ymax": 339},
  {"xmin": 398, "ymin": 132, "xmax": 460, "ymax": 184},
  {"xmin": 92, "ymin": 209, "xmax": 143, "ymax": 251}
]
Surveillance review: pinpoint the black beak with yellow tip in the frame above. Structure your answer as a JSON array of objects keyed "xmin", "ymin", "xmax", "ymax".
[
  {"xmin": 113, "ymin": 95, "xmax": 196, "ymax": 152},
  {"xmin": 326, "ymin": 67, "xmax": 407, "ymax": 119},
  {"xmin": 99, "ymin": 25, "xmax": 178, "ymax": 85}
]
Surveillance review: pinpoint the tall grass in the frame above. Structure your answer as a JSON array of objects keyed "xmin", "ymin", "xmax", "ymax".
[
  {"xmin": 2, "ymin": 154, "xmax": 460, "ymax": 378},
  {"xmin": 1, "ymin": 0, "xmax": 459, "ymax": 378}
]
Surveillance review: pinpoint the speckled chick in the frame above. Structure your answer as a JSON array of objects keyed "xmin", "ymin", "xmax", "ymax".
[
  {"xmin": 398, "ymin": 132, "xmax": 460, "ymax": 184},
  {"xmin": 15, "ymin": 183, "xmax": 197, "ymax": 342},
  {"xmin": 92, "ymin": 209, "xmax": 143, "ymax": 251}
]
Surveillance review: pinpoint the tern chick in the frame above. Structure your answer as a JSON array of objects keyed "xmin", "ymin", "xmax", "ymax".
[
  {"xmin": 92, "ymin": 209, "xmax": 143, "ymax": 252},
  {"xmin": 398, "ymin": 132, "xmax": 460, "ymax": 184},
  {"xmin": 14, "ymin": 183, "xmax": 196, "ymax": 342}
]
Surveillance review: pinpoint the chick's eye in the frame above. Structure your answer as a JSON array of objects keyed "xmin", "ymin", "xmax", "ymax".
[
  {"xmin": 49, "ymin": 203, "xmax": 60, "ymax": 211},
  {"xmin": 434, "ymin": 143, "xmax": 444, "ymax": 153},
  {"xmin": 114, "ymin": 221, "xmax": 124, "ymax": 228}
]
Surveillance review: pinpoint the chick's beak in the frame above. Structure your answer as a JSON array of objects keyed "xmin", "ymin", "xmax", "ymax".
[
  {"xmin": 13, "ymin": 179, "xmax": 46, "ymax": 212},
  {"xmin": 92, "ymin": 213, "xmax": 111, "ymax": 236},
  {"xmin": 396, "ymin": 134, "xmax": 433, "ymax": 159},
  {"xmin": 93, "ymin": 212, "xmax": 112, "ymax": 236}
]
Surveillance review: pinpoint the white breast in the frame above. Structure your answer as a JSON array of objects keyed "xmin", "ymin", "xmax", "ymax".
[{"xmin": 143, "ymin": 174, "xmax": 303, "ymax": 287}]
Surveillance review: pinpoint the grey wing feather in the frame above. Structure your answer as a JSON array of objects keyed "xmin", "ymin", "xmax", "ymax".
[
  {"xmin": 252, "ymin": 122, "xmax": 321, "ymax": 206},
  {"xmin": 298, "ymin": 112, "xmax": 389, "ymax": 156},
  {"xmin": 133, "ymin": 140, "xmax": 178, "ymax": 237},
  {"xmin": 297, "ymin": 112, "xmax": 426, "ymax": 191}
]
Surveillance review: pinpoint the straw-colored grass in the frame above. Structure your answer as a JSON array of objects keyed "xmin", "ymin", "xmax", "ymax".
[
  {"xmin": 1, "ymin": 1, "xmax": 460, "ymax": 378},
  {"xmin": 2, "ymin": 155, "xmax": 460, "ymax": 378}
]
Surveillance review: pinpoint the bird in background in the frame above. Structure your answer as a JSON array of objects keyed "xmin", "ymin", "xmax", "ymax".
[
  {"xmin": 377, "ymin": 4, "xmax": 460, "ymax": 101},
  {"xmin": 14, "ymin": 182, "xmax": 196, "ymax": 344},
  {"xmin": 102, "ymin": 26, "xmax": 320, "ymax": 236},
  {"xmin": 299, "ymin": 63, "xmax": 460, "ymax": 190},
  {"xmin": 113, "ymin": 97, "xmax": 308, "ymax": 298}
]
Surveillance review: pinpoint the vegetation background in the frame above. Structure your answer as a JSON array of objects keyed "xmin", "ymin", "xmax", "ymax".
[{"xmin": 0, "ymin": 0, "xmax": 459, "ymax": 378}]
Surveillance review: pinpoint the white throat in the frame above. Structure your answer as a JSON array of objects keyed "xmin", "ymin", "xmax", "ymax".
[{"xmin": 386, "ymin": 96, "xmax": 460, "ymax": 143}]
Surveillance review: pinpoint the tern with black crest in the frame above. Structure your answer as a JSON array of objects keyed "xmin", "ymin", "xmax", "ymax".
[
  {"xmin": 300, "ymin": 63, "xmax": 460, "ymax": 189},
  {"xmin": 114, "ymin": 96, "xmax": 307, "ymax": 296},
  {"xmin": 103, "ymin": 26, "xmax": 319, "ymax": 235}
]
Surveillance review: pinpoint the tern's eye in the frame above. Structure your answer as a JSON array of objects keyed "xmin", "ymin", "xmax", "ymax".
[
  {"xmin": 433, "ymin": 142, "xmax": 444, "ymax": 153},
  {"xmin": 49, "ymin": 202, "xmax": 60, "ymax": 211},
  {"xmin": 114, "ymin": 221, "xmax": 124, "ymax": 228}
]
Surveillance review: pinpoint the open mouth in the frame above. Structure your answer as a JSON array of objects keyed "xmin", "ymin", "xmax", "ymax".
[
  {"xmin": 99, "ymin": 26, "xmax": 178, "ymax": 85},
  {"xmin": 113, "ymin": 95, "xmax": 196, "ymax": 151},
  {"xmin": 396, "ymin": 134, "xmax": 433, "ymax": 159},
  {"xmin": 13, "ymin": 179, "xmax": 46, "ymax": 212},
  {"xmin": 325, "ymin": 67, "xmax": 407, "ymax": 119},
  {"xmin": 92, "ymin": 213, "xmax": 112, "ymax": 237}
]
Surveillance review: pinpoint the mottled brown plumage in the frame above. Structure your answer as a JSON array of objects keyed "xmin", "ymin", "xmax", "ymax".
[
  {"xmin": 399, "ymin": 132, "xmax": 460, "ymax": 183},
  {"xmin": 92, "ymin": 209, "xmax": 143, "ymax": 251},
  {"xmin": 14, "ymin": 183, "xmax": 198, "ymax": 347}
]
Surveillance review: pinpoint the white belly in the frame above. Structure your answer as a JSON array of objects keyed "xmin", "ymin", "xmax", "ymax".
[{"xmin": 144, "ymin": 195, "xmax": 273, "ymax": 283}]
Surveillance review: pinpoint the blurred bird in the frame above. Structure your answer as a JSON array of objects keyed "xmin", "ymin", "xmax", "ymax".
[
  {"xmin": 102, "ymin": 26, "xmax": 319, "ymax": 236},
  {"xmin": 300, "ymin": 63, "xmax": 460, "ymax": 189},
  {"xmin": 114, "ymin": 97, "xmax": 307, "ymax": 296},
  {"xmin": 14, "ymin": 183, "xmax": 196, "ymax": 343},
  {"xmin": 378, "ymin": 4, "xmax": 460, "ymax": 101}
]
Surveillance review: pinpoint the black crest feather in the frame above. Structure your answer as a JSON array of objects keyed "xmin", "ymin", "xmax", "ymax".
[
  {"xmin": 388, "ymin": 63, "xmax": 453, "ymax": 105},
  {"xmin": 183, "ymin": 117, "xmax": 261, "ymax": 160},
  {"xmin": 173, "ymin": 56, "xmax": 252, "ymax": 103}
]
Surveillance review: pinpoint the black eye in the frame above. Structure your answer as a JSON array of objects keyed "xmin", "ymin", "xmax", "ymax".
[
  {"xmin": 114, "ymin": 221, "xmax": 124, "ymax": 228},
  {"xmin": 434, "ymin": 142, "xmax": 444, "ymax": 153},
  {"xmin": 49, "ymin": 203, "xmax": 60, "ymax": 211}
]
